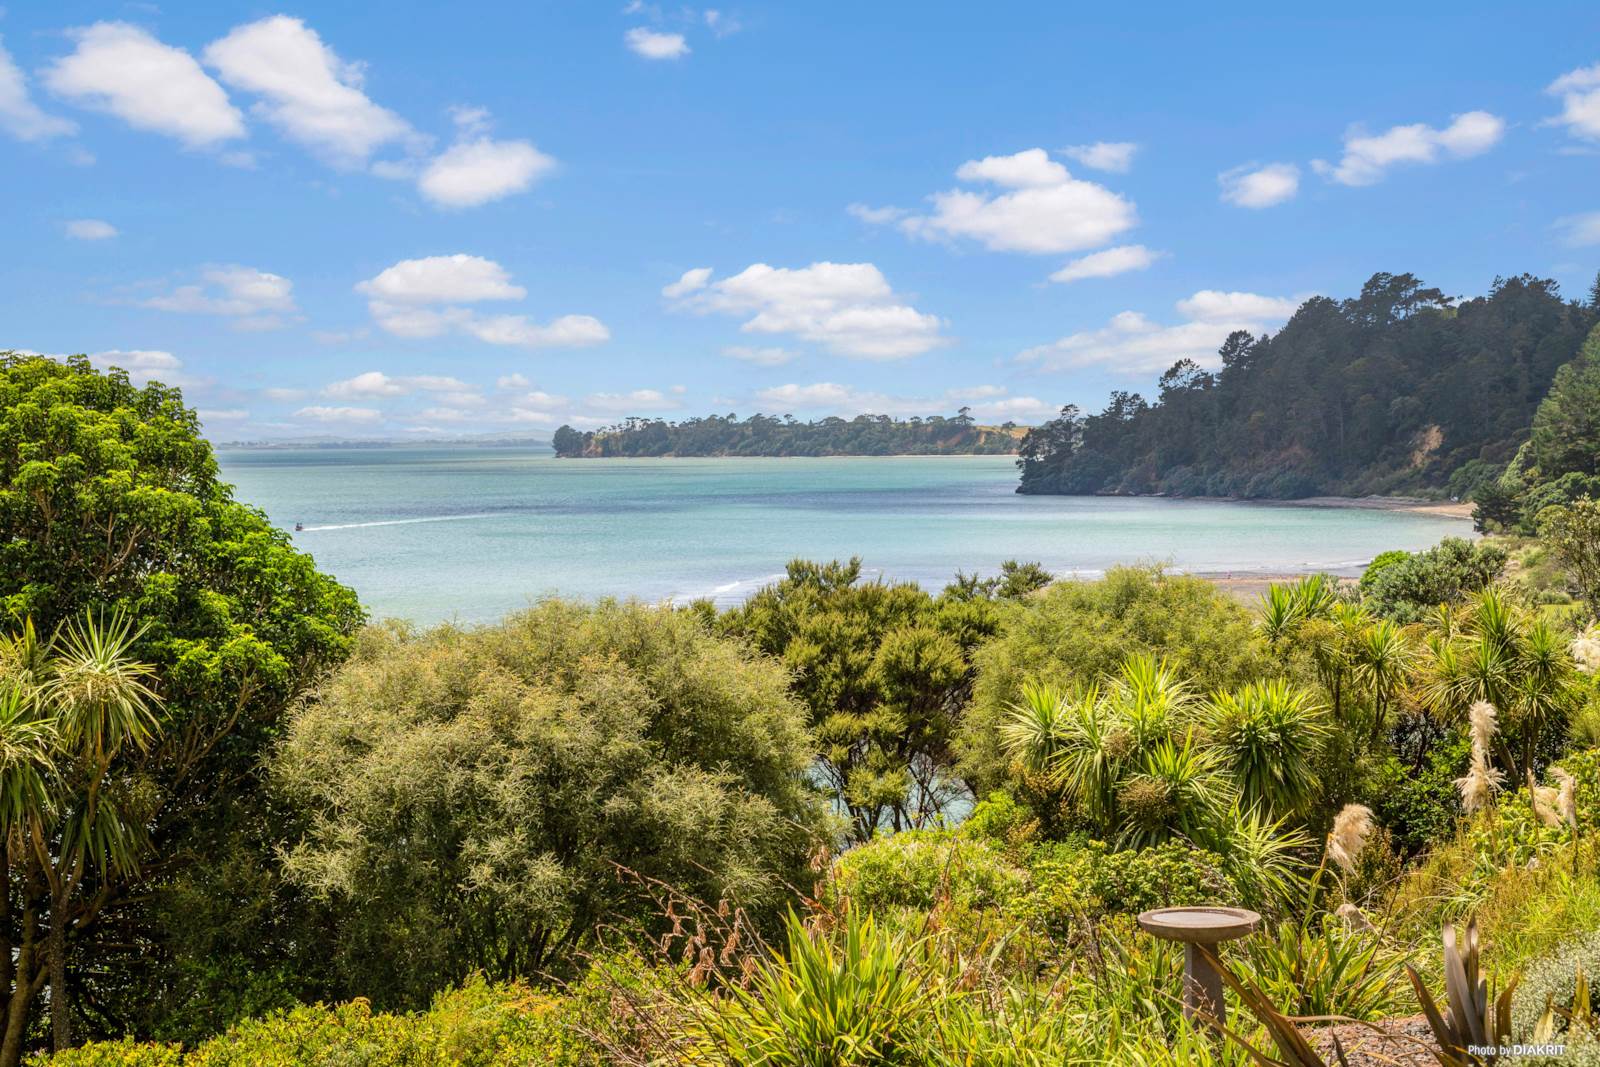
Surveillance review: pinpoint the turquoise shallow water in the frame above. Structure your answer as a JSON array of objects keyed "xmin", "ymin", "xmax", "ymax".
[{"xmin": 216, "ymin": 448, "xmax": 1474, "ymax": 624}]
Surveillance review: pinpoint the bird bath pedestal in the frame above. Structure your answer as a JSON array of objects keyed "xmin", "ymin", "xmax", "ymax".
[{"xmin": 1137, "ymin": 906, "xmax": 1261, "ymax": 1027}]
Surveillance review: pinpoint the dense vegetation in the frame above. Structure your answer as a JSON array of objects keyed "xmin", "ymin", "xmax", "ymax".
[
  {"xmin": 12, "ymin": 352, "xmax": 1600, "ymax": 1065},
  {"xmin": 552, "ymin": 410, "xmax": 1022, "ymax": 458},
  {"xmin": 0, "ymin": 353, "xmax": 364, "ymax": 1061},
  {"xmin": 1017, "ymin": 272, "xmax": 1600, "ymax": 499}
]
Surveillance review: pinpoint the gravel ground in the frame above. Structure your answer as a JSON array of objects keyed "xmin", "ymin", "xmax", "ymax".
[{"xmin": 1306, "ymin": 1016, "xmax": 1438, "ymax": 1067}]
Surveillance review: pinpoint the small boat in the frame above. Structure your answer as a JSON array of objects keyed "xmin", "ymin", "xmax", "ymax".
[{"xmin": 294, "ymin": 521, "xmax": 304, "ymax": 531}]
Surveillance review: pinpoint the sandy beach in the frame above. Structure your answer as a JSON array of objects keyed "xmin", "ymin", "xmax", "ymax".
[{"xmin": 1271, "ymin": 495, "xmax": 1475, "ymax": 519}]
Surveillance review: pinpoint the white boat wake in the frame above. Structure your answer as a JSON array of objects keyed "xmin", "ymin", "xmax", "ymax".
[{"xmin": 296, "ymin": 513, "xmax": 496, "ymax": 532}]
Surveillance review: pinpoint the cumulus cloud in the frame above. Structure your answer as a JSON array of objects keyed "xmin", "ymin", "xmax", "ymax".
[
  {"xmin": 203, "ymin": 15, "xmax": 414, "ymax": 167},
  {"xmin": 1018, "ymin": 289, "xmax": 1302, "ymax": 375},
  {"xmin": 197, "ymin": 408, "xmax": 249, "ymax": 423},
  {"xmin": 752, "ymin": 382, "xmax": 1052, "ymax": 421},
  {"xmin": 358, "ymin": 254, "xmax": 525, "ymax": 303},
  {"xmin": 661, "ymin": 266, "xmax": 713, "ymax": 298},
  {"xmin": 143, "ymin": 265, "xmax": 297, "ymax": 329},
  {"xmin": 625, "ymin": 28, "xmax": 689, "ymax": 59},
  {"xmin": 65, "ymin": 218, "xmax": 117, "ymax": 240},
  {"xmin": 1062, "ymin": 141, "xmax": 1137, "ymax": 173},
  {"xmin": 1219, "ymin": 162, "xmax": 1300, "ymax": 208},
  {"xmin": 665, "ymin": 261, "xmax": 945, "ymax": 360},
  {"xmin": 496, "ymin": 372, "xmax": 531, "ymax": 389},
  {"xmin": 418, "ymin": 135, "xmax": 555, "ymax": 208},
  {"xmin": 45, "ymin": 22, "xmax": 244, "ymax": 149},
  {"xmin": 585, "ymin": 388, "xmax": 679, "ymax": 413},
  {"xmin": 0, "ymin": 36, "xmax": 76, "ymax": 141},
  {"xmin": 1556, "ymin": 211, "xmax": 1600, "ymax": 247},
  {"xmin": 1547, "ymin": 62, "xmax": 1600, "ymax": 141},
  {"xmin": 295, "ymin": 405, "xmax": 382, "ymax": 423},
  {"xmin": 357, "ymin": 254, "xmax": 608, "ymax": 349},
  {"xmin": 322, "ymin": 371, "xmax": 477, "ymax": 400},
  {"xmin": 1313, "ymin": 111, "xmax": 1504, "ymax": 186},
  {"xmin": 900, "ymin": 148, "xmax": 1137, "ymax": 254},
  {"xmin": 88, "ymin": 349, "xmax": 191, "ymax": 385},
  {"xmin": 722, "ymin": 345, "xmax": 797, "ymax": 366},
  {"xmin": 1050, "ymin": 244, "xmax": 1162, "ymax": 284}
]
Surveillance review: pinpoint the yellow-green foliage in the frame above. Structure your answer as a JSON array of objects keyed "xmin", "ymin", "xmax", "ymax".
[
  {"xmin": 34, "ymin": 979, "xmax": 586, "ymax": 1067},
  {"xmin": 960, "ymin": 566, "xmax": 1275, "ymax": 794}
]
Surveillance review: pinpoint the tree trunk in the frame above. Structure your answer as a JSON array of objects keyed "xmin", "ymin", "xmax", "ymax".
[
  {"xmin": 47, "ymin": 892, "xmax": 67, "ymax": 1054},
  {"xmin": 2, "ymin": 895, "xmax": 41, "ymax": 1067}
]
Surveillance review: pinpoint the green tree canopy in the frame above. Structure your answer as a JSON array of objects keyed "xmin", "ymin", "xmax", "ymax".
[
  {"xmin": 0, "ymin": 353, "xmax": 363, "ymax": 1047},
  {"xmin": 272, "ymin": 600, "xmax": 828, "ymax": 1009},
  {"xmin": 717, "ymin": 558, "xmax": 1012, "ymax": 841},
  {"xmin": 959, "ymin": 566, "xmax": 1273, "ymax": 795}
]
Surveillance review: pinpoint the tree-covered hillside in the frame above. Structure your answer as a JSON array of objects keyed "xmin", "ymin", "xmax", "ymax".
[
  {"xmin": 1017, "ymin": 272, "xmax": 1599, "ymax": 499},
  {"xmin": 553, "ymin": 410, "xmax": 1024, "ymax": 457}
]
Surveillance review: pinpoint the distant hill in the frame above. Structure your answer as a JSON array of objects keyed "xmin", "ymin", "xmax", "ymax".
[
  {"xmin": 219, "ymin": 432, "xmax": 552, "ymax": 450},
  {"xmin": 1016, "ymin": 271, "xmax": 1599, "ymax": 500},
  {"xmin": 552, "ymin": 411, "xmax": 1026, "ymax": 458}
]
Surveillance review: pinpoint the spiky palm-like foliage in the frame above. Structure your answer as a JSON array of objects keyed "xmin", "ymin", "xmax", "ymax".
[
  {"xmin": 1116, "ymin": 733, "xmax": 1228, "ymax": 849},
  {"xmin": 1206, "ymin": 680, "xmax": 1327, "ymax": 819},
  {"xmin": 0, "ymin": 611, "xmax": 162, "ymax": 1055}
]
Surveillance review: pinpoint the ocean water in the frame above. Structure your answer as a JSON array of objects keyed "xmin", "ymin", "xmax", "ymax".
[{"xmin": 216, "ymin": 448, "xmax": 1474, "ymax": 624}]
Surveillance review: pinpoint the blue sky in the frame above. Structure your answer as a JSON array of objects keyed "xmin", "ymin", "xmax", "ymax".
[{"xmin": 3, "ymin": 2, "xmax": 1598, "ymax": 438}]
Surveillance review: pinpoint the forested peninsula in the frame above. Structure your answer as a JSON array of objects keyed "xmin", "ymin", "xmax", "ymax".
[
  {"xmin": 552, "ymin": 410, "xmax": 1024, "ymax": 457},
  {"xmin": 1017, "ymin": 271, "xmax": 1600, "ymax": 500}
]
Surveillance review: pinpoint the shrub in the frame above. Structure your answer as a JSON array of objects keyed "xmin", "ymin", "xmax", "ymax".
[
  {"xmin": 828, "ymin": 832, "xmax": 1026, "ymax": 914},
  {"xmin": 1236, "ymin": 921, "xmax": 1410, "ymax": 1021},
  {"xmin": 960, "ymin": 566, "xmax": 1272, "ymax": 799},
  {"xmin": 272, "ymin": 601, "xmax": 830, "ymax": 1008},
  {"xmin": 34, "ymin": 979, "xmax": 587, "ymax": 1067},
  {"xmin": 1361, "ymin": 537, "xmax": 1508, "ymax": 623}
]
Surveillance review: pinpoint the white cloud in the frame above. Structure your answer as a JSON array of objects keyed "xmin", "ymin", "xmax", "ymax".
[
  {"xmin": 847, "ymin": 203, "xmax": 908, "ymax": 225},
  {"xmin": 1556, "ymin": 211, "xmax": 1600, "ymax": 247},
  {"xmin": 723, "ymin": 345, "xmax": 797, "ymax": 366},
  {"xmin": 88, "ymin": 349, "xmax": 186, "ymax": 385},
  {"xmin": 144, "ymin": 265, "xmax": 296, "ymax": 328},
  {"xmin": 1313, "ymin": 111, "xmax": 1504, "ymax": 186},
  {"xmin": 0, "ymin": 36, "xmax": 76, "ymax": 141},
  {"xmin": 1062, "ymin": 141, "xmax": 1137, "ymax": 173},
  {"xmin": 45, "ymin": 22, "xmax": 244, "ymax": 149},
  {"xmin": 295, "ymin": 405, "xmax": 382, "ymax": 423},
  {"xmin": 464, "ymin": 314, "xmax": 611, "ymax": 347},
  {"xmin": 65, "ymin": 218, "xmax": 117, "ymax": 240},
  {"xmin": 358, "ymin": 254, "xmax": 525, "ymax": 303},
  {"xmin": 1049, "ymin": 244, "xmax": 1161, "ymax": 284},
  {"xmin": 901, "ymin": 148, "xmax": 1137, "ymax": 254},
  {"xmin": 1176, "ymin": 290, "xmax": 1299, "ymax": 322},
  {"xmin": 1218, "ymin": 162, "xmax": 1300, "ymax": 208},
  {"xmin": 323, "ymin": 371, "xmax": 408, "ymax": 398},
  {"xmin": 496, "ymin": 372, "xmax": 531, "ymax": 389},
  {"xmin": 668, "ymin": 261, "xmax": 945, "ymax": 360},
  {"xmin": 661, "ymin": 266, "xmax": 713, "ymax": 298},
  {"xmin": 1547, "ymin": 63, "xmax": 1600, "ymax": 141},
  {"xmin": 418, "ymin": 137, "xmax": 555, "ymax": 208},
  {"xmin": 357, "ymin": 254, "xmax": 608, "ymax": 349},
  {"xmin": 752, "ymin": 382, "xmax": 1050, "ymax": 422},
  {"xmin": 198, "ymin": 408, "xmax": 249, "ymax": 422},
  {"xmin": 264, "ymin": 386, "xmax": 307, "ymax": 401},
  {"xmin": 585, "ymin": 388, "xmax": 679, "ymax": 412},
  {"xmin": 625, "ymin": 28, "xmax": 689, "ymax": 60},
  {"xmin": 1018, "ymin": 289, "xmax": 1302, "ymax": 375},
  {"xmin": 203, "ymin": 15, "xmax": 413, "ymax": 167}
]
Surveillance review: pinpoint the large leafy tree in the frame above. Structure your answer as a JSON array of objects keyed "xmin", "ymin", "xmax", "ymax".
[
  {"xmin": 0, "ymin": 354, "xmax": 363, "ymax": 1049},
  {"xmin": 717, "ymin": 558, "xmax": 1010, "ymax": 841},
  {"xmin": 273, "ymin": 601, "xmax": 826, "ymax": 1009}
]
